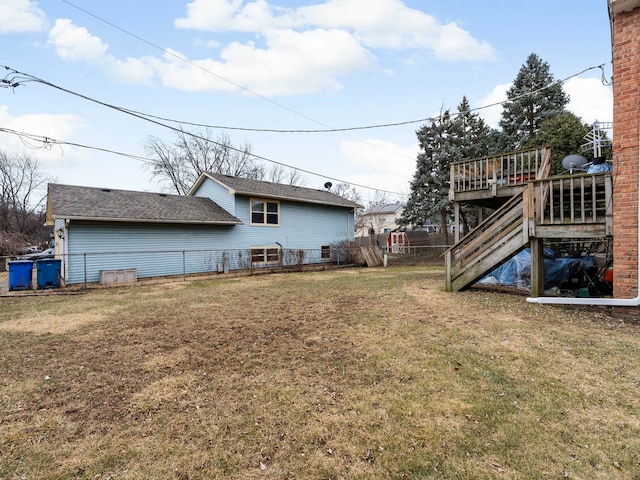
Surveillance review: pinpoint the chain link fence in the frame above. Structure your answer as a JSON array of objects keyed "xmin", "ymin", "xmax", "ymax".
[
  {"xmin": 2, "ymin": 244, "xmax": 448, "ymax": 291},
  {"xmin": 382, "ymin": 245, "xmax": 449, "ymax": 266},
  {"xmin": 2, "ymin": 246, "xmax": 366, "ymax": 289}
]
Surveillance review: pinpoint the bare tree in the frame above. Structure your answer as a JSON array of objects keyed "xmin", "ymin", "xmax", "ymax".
[
  {"xmin": 0, "ymin": 151, "xmax": 51, "ymax": 254},
  {"xmin": 266, "ymin": 164, "xmax": 307, "ymax": 186},
  {"xmin": 143, "ymin": 128, "xmax": 306, "ymax": 194},
  {"xmin": 143, "ymin": 128, "xmax": 258, "ymax": 194},
  {"xmin": 330, "ymin": 182, "xmax": 362, "ymax": 205}
]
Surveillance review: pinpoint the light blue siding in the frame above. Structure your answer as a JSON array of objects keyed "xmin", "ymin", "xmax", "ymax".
[
  {"xmin": 66, "ymin": 222, "xmax": 237, "ymax": 284},
  {"xmin": 192, "ymin": 178, "xmax": 236, "ymax": 216},
  {"xmin": 63, "ymin": 185, "xmax": 355, "ymax": 284},
  {"xmin": 230, "ymin": 196, "xmax": 354, "ymax": 249}
]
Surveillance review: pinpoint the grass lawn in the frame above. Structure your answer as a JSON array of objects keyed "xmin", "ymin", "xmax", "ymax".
[{"xmin": 1, "ymin": 266, "xmax": 640, "ymax": 479}]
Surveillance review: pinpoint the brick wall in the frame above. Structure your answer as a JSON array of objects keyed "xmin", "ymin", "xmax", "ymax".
[{"xmin": 612, "ymin": 4, "xmax": 640, "ymax": 305}]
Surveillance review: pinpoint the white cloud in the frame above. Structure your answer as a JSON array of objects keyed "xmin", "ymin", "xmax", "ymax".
[
  {"xmin": 47, "ymin": 19, "xmax": 155, "ymax": 84},
  {"xmin": 216, "ymin": 28, "xmax": 374, "ymax": 95},
  {"xmin": 0, "ymin": 0, "xmax": 47, "ymax": 34},
  {"xmin": 48, "ymin": 19, "xmax": 109, "ymax": 63},
  {"xmin": 45, "ymin": 1, "xmax": 495, "ymax": 95},
  {"xmin": 176, "ymin": 0, "xmax": 276, "ymax": 31},
  {"xmin": 176, "ymin": 0, "xmax": 496, "ymax": 61},
  {"xmin": 0, "ymin": 105, "xmax": 83, "ymax": 163},
  {"xmin": 476, "ymin": 82, "xmax": 510, "ymax": 129},
  {"xmin": 340, "ymin": 138, "xmax": 417, "ymax": 196},
  {"xmin": 46, "ymin": 19, "xmax": 373, "ymax": 95},
  {"xmin": 564, "ymin": 77, "xmax": 613, "ymax": 124},
  {"xmin": 110, "ymin": 56, "xmax": 156, "ymax": 84}
]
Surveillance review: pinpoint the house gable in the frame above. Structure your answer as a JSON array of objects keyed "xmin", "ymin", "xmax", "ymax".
[
  {"xmin": 189, "ymin": 176, "xmax": 237, "ymax": 217},
  {"xmin": 189, "ymin": 172, "xmax": 359, "ymax": 248},
  {"xmin": 190, "ymin": 172, "xmax": 361, "ymax": 210}
]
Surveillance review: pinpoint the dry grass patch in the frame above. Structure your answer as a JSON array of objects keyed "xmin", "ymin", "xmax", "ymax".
[{"xmin": 1, "ymin": 266, "xmax": 640, "ymax": 479}]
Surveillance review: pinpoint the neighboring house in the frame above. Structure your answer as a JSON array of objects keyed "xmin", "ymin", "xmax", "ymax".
[
  {"xmin": 46, "ymin": 173, "xmax": 359, "ymax": 285},
  {"xmin": 356, "ymin": 202, "xmax": 404, "ymax": 237}
]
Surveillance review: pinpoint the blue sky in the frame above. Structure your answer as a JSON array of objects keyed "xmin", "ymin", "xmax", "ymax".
[{"xmin": 1, "ymin": 0, "xmax": 613, "ymax": 204}]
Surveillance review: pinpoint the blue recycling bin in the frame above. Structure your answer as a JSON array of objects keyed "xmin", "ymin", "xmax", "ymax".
[
  {"xmin": 8, "ymin": 260, "xmax": 34, "ymax": 291},
  {"xmin": 36, "ymin": 258, "xmax": 62, "ymax": 289}
]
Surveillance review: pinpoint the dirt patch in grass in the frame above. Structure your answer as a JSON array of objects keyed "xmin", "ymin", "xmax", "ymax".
[
  {"xmin": 0, "ymin": 311, "xmax": 111, "ymax": 335},
  {"xmin": 1, "ymin": 266, "xmax": 640, "ymax": 479}
]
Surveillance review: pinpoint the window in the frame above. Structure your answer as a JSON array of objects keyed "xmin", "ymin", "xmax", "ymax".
[
  {"xmin": 321, "ymin": 245, "xmax": 331, "ymax": 259},
  {"xmin": 251, "ymin": 198, "xmax": 279, "ymax": 225},
  {"xmin": 251, "ymin": 247, "xmax": 281, "ymax": 265}
]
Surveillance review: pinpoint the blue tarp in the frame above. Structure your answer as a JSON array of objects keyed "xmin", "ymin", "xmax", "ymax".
[
  {"xmin": 587, "ymin": 162, "xmax": 612, "ymax": 174},
  {"xmin": 479, "ymin": 248, "xmax": 595, "ymax": 290}
]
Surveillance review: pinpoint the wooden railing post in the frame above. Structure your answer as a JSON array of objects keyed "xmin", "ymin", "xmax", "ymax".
[{"xmin": 605, "ymin": 174, "xmax": 613, "ymax": 236}]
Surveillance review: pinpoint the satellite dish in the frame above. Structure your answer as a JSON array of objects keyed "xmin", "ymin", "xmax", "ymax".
[
  {"xmin": 562, "ymin": 154, "xmax": 588, "ymax": 173},
  {"xmin": 324, "ymin": 181, "xmax": 332, "ymax": 190}
]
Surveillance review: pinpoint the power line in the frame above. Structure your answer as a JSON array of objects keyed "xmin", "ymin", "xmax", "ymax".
[
  {"xmin": 0, "ymin": 126, "xmax": 156, "ymax": 164},
  {"xmin": 3, "ymin": 60, "xmax": 609, "ymax": 135},
  {"xmin": 0, "ymin": 60, "xmax": 609, "ymax": 198},
  {"xmin": 0, "ymin": 126, "xmax": 408, "ymax": 197},
  {"xmin": 56, "ymin": 1, "xmax": 610, "ymax": 134},
  {"xmin": 57, "ymin": 0, "xmax": 338, "ymax": 132},
  {"xmin": 54, "ymin": 0, "xmax": 420, "ymax": 163},
  {"xmin": 1, "ymin": 66, "xmax": 412, "ymax": 195},
  {"xmin": 121, "ymin": 63, "xmax": 607, "ymax": 132}
]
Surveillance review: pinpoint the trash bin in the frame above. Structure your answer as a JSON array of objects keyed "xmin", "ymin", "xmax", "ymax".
[
  {"xmin": 8, "ymin": 260, "xmax": 34, "ymax": 291},
  {"xmin": 36, "ymin": 258, "xmax": 62, "ymax": 289}
]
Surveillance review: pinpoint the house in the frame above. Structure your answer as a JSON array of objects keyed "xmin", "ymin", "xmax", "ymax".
[
  {"xmin": 46, "ymin": 173, "xmax": 360, "ymax": 285},
  {"xmin": 355, "ymin": 202, "xmax": 404, "ymax": 237},
  {"xmin": 609, "ymin": 0, "xmax": 640, "ymax": 313}
]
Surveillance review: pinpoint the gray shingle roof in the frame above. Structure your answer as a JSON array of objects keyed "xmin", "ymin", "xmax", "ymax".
[
  {"xmin": 362, "ymin": 202, "xmax": 404, "ymax": 215},
  {"xmin": 204, "ymin": 172, "xmax": 361, "ymax": 209},
  {"xmin": 46, "ymin": 183, "xmax": 242, "ymax": 225}
]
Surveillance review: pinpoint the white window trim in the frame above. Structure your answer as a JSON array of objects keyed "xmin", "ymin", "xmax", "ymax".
[{"xmin": 250, "ymin": 197, "xmax": 280, "ymax": 226}]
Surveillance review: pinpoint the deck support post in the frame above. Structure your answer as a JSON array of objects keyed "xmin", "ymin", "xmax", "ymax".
[
  {"xmin": 454, "ymin": 202, "xmax": 460, "ymax": 243},
  {"xmin": 530, "ymin": 238, "xmax": 545, "ymax": 297}
]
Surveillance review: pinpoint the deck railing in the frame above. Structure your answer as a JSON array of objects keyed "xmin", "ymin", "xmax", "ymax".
[
  {"xmin": 445, "ymin": 170, "xmax": 613, "ymax": 291},
  {"xmin": 450, "ymin": 146, "xmax": 551, "ymax": 195},
  {"xmin": 527, "ymin": 172, "xmax": 613, "ymax": 238}
]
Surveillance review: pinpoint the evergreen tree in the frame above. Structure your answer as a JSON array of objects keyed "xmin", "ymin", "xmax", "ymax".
[
  {"xmin": 524, "ymin": 111, "xmax": 592, "ymax": 175},
  {"xmin": 499, "ymin": 53, "xmax": 569, "ymax": 149},
  {"xmin": 398, "ymin": 97, "xmax": 491, "ymax": 239}
]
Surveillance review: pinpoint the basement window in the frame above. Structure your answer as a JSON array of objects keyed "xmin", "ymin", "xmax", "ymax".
[{"xmin": 251, "ymin": 247, "xmax": 281, "ymax": 265}]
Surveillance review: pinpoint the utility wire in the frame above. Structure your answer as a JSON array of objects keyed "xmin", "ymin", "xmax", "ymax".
[
  {"xmin": 58, "ymin": 0, "xmax": 337, "ymax": 132},
  {"xmin": 58, "ymin": 0, "xmax": 609, "ymax": 133},
  {"xmin": 1, "ymin": 63, "xmax": 609, "ymax": 135},
  {"xmin": 0, "ymin": 125, "xmax": 407, "ymax": 196},
  {"xmin": 0, "ymin": 126, "xmax": 156, "ymax": 164},
  {"xmin": 0, "ymin": 61, "xmax": 609, "ymax": 198},
  {"xmin": 55, "ymin": 0, "xmax": 419, "ymax": 163},
  {"xmin": 126, "ymin": 64, "xmax": 610, "ymax": 133}
]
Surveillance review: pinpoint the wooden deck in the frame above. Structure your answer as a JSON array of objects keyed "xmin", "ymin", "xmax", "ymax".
[
  {"xmin": 450, "ymin": 147, "xmax": 551, "ymax": 208},
  {"xmin": 445, "ymin": 146, "xmax": 612, "ymax": 293}
]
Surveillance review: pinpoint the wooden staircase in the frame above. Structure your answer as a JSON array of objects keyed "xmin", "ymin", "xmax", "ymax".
[
  {"xmin": 445, "ymin": 147, "xmax": 613, "ymax": 293},
  {"xmin": 445, "ymin": 190, "xmax": 529, "ymax": 292}
]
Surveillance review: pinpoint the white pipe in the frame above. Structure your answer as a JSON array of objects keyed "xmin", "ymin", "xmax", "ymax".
[{"xmin": 527, "ymin": 89, "xmax": 640, "ymax": 307}]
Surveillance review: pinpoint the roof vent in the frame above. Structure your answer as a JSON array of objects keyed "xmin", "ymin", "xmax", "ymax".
[{"xmin": 101, "ymin": 188, "xmax": 111, "ymax": 192}]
